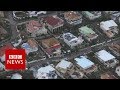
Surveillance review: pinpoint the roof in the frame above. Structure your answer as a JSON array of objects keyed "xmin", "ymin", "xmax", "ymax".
[
  {"xmin": 36, "ymin": 65, "xmax": 57, "ymax": 79},
  {"xmin": 41, "ymin": 37, "xmax": 60, "ymax": 48},
  {"xmin": 109, "ymin": 43, "xmax": 120, "ymax": 53},
  {"xmin": 43, "ymin": 16, "xmax": 63, "ymax": 27},
  {"xmin": 75, "ymin": 56, "xmax": 94, "ymax": 69},
  {"xmin": 56, "ymin": 60, "xmax": 72, "ymax": 69},
  {"xmin": 100, "ymin": 20, "xmax": 118, "ymax": 30},
  {"xmin": 26, "ymin": 20, "xmax": 43, "ymax": 33},
  {"xmin": 96, "ymin": 50, "xmax": 115, "ymax": 62},
  {"xmin": 64, "ymin": 11, "xmax": 82, "ymax": 21},
  {"xmin": 38, "ymin": 65, "xmax": 55, "ymax": 73},
  {"xmin": 63, "ymin": 33, "xmax": 77, "ymax": 41},
  {"xmin": 11, "ymin": 73, "xmax": 22, "ymax": 79},
  {"xmin": 79, "ymin": 26, "xmax": 95, "ymax": 36},
  {"xmin": 83, "ymin": 11, "xmax": 94, "ymax": 17},
  {"xmin": 27, "ymin": 38, "xmax": 38, "ymax": 48},
  {"xmin": 0, "ymin": 43, "xmax": 14, "ymax": 57}
]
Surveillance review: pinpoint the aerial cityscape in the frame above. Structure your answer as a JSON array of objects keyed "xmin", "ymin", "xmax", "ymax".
[{"xmin": 0, "ymin": 11, "xmax": 120, "ymax": 79}]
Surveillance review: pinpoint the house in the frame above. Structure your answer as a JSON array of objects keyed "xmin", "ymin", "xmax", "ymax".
[
  {"xmin": 62, "ymin": 33, "xmax": 83, "ymax": 49},
  {"xmin": 0, "ymin": 11, "xmax": 4, "ymax": 17},
  {"xmin": 11, "ymin": 73, "xmax": 22, "ymax": 79},
  {"xmin": 108, "ymin": 43, "xmax": 120, "ymax": 56},
  {"xmin": 41, "ymin": 37, "xmax": 61, "ymax": 58},
  {"xmin": 109, "ymin": 12, "xmax": 120, "ymax": 21},
  {"xmin": 26, "ymin": 20, "xmax": 47, "ymax": 37},
  {"xmin": 56, "ymin": 59, "xmax": 74, "ymax": 74},
  {"xmin": 74, "ymin": 56, "xmax": 97, "ymax": 74},
  {"xmin": 21, "ymin": 38, "xmax": 38, "ymax": 55},
  {"xmin": 33, "ymin": 65, "xmax": 57, "ymax": 79},
  {"xmin": 0, "ymin": 62, "xmax": 5, "ymax": 71},
  {"xmin": 0, "ymin": 25, "xmax": 8, "ymax": 40},
  {"xmin": 95, "ymin": 50, "xmax": 119, "ymax": 68},
  {"xmin": 42, "ymin": 15, "xmax": 64, "ymax": 33},
  {"xmin": 69, "ymin": 70, "xmax": 84, "ymax": 79},
  {"xmin": 82, "ymin": 11, "xmax": 101, "ymax": 20},
  {"xmin": 0, "ymin": 43, "xmax": 14, "ymax": 62},
  {"xmin": 79, "ymin": 26, "xmax": 98, "ymax": 41},
  {"xmin": 64, "ymin": 11, "xmax": 82, "ymax": 25},
  {"xmin": 100, "ymin": 20, "xmax": 119, "ymax": 38},
  {"xmin": 11, "ymin": 35, "xmax": 22, "ymax": 47},
  {"xmin": 101, "ymin": 72, "xmax": 117, "ymax": 79},
  {"xmin": 115, "ymin": 66, "xmax": 120, "ymax": 77},
  {"xmin": 104, "ymin": 11, "xmax": 119, "ymax": 15}
]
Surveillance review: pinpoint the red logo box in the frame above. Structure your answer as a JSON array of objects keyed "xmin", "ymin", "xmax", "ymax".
[{"xmin": 5, "ymin": 49, "xmax": 26, "ymax": 70}]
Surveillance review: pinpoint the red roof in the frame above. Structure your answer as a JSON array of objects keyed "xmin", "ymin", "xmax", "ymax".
[
  {"xmin": 43, "ymin": 16, "xmax": 63, "ymax": 27},
  {"xmin": 26, "ymin": 20, "xmax": 43, "ymax": 33},
  {"xmin": 0, "ymin": 43, "xmax": 14, "ymax": 57}
]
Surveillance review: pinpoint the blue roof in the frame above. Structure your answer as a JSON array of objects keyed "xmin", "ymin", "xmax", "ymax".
[
  {"xmin": 75, "ymin": 56, "xmax": 94, "ymax": 69},
  {"xmin": 21, "ymin": 43, "xmax": 31, "ymax": 49}
]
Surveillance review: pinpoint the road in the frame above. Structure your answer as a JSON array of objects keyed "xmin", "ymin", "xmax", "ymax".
[{"xmin": 0, "ymin": 11, "xmax": 120, "ymax": 78}]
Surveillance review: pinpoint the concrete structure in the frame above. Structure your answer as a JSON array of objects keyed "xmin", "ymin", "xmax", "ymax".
[
  {"xmin": 56, "ymin": 59, "xmax": 73, "ymax": 74},
  {"xmin": 62, "ymin": 33, "xmax": 83, "ymax": 49},
  {"xmin": 100, "ymin": 20, "xmax": 119, "ymax": 38},
  {"xmin": 21, "ymin": 38, "xmax": 38, "ymax": 55},
  {"xmin": 74, "ymin": 56, "xmax": 97, "ymax": 74},
  {"xmin": 0, "ymin": 43, "xmax": 14, "ymax": 62},
  {"xmin": 13, "ymin": 11, "xmax": 29, "ymax": 20},
  {"xmin": 41, "ymin": 37, "xmax": 61, "ymax": 58},
  {"xmin": 64, "ymin": 11, "xmax": 82, "ymax": 25},
  {"xmin": 11, "ymin": 73, "xmax": 22, "ymax": 79},
  {"xmin": 42, "ymin": 15, "xmax": 64, "ymax": 33},
  {"xmin": 95, "ymin": 50, "xmax": 119, "ymax": 68},
  {"xmin": 79, "ymin": 26, "xmax": 98, "ymax": 41},
  {"xmin": 26, "ymin": 20, "xmax": 47, "ymax": 37},
  {"xmin": 34, "ymin": 65, "xmax": 57, "ymax": 79},
  {"xmin": 82, "ymin": 11, "xmax": 101, "ymax": 20}
]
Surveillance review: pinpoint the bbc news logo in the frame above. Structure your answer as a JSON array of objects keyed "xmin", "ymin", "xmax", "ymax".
[{"xmin": 5, "ymin": 49, "xmax": 26, "ymax": 70}]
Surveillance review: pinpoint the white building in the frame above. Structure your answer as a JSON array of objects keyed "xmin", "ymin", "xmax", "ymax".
[
  {"xmin": 62, "ymin": 33, "xmax": 83, "ymax": 49},
  {"xmin": 28, "ymin": 11, "xmax": 46, "ymax": 17},
  {"xmin": 34, "ymin": 65, "xmax": 57, "ymax": 79},
  {"xmin": 95, "ymin": 50, "xmax": 119, "ymax": 68},
  {"xmin": 82, "ymin": 11, "xmax": 101, "ymax": 20},
  {"xmin": 74, "ymin": 56, "xmax": 97, "ymax": 74},
  {"xmin": 11, "ymin": 73, "xmax": 22, "ymax": 79},
  {"xmin": 56, "ymin": 59, "xmax": 73, "ymax": 74},
  {"xmin": 115, "ymin": 66, "xmax": 120, "ymax": 77},
  {"xmin": 100, "ymin": 20, "xmax": 119, "ymax": 38}
]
